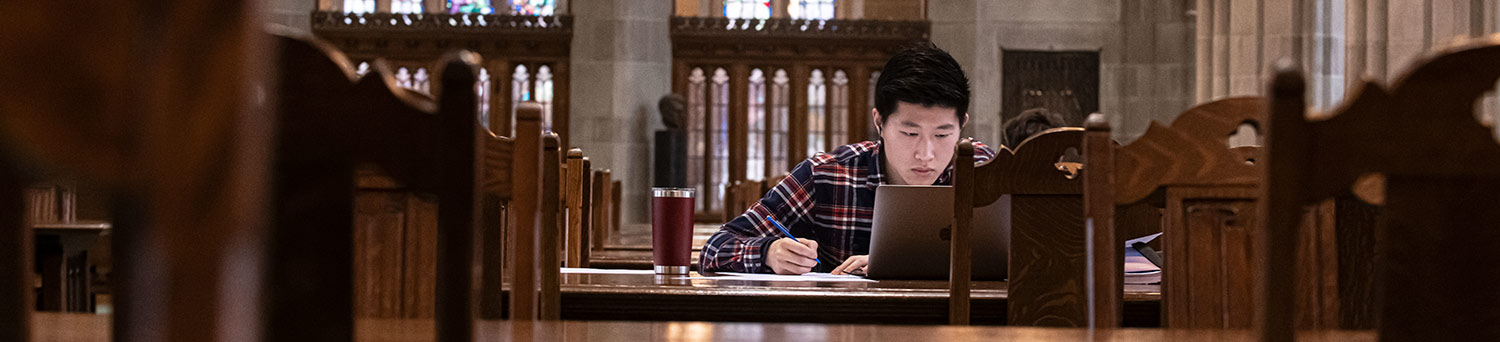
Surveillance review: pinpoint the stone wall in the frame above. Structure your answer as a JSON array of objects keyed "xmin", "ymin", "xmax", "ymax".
[{"xmin": 930, "ymin": 0, "xmax": 1196, "ymax": 144}]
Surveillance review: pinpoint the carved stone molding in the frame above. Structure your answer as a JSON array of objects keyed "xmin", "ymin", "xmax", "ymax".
[
  {"xmin": 670, "ymin": 16, "xmax": 929, "ymax": 62},
  {"xmin": 310, "ymin": 11, "xmax": 572, "ymax": 59}
]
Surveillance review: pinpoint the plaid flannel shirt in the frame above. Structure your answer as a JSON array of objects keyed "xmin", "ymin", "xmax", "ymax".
[{"xmin": 699, "ymin": 140, "xmax": 996, "ymax": 273}]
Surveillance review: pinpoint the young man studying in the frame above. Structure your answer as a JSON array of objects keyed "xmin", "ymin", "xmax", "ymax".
[{"xmin": 699, "ymin": 43, "xmax": 997, "ymax": 275}]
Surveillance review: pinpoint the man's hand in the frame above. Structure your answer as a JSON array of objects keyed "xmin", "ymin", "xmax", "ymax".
[
  {"xmin": 831, "ymin": 255, "xmax": 868, "ymax": 275},
  {"xmin": 767, "ymin": 238, "xmax": 819, "ymax": 274}
]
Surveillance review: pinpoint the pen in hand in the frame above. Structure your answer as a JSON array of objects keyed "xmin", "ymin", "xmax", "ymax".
[{"xmin": 766, "ymin": 214, "xmax": 819, "ymax": 265}]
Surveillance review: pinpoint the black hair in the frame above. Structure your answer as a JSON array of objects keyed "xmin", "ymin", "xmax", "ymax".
[
  {"xmin": 1002, "ymin": 107, "xmax": 1068, "ymax": 147},
  {"xmin": 873, "ymin": 42, "xmax": 971, "ymax": 126}
]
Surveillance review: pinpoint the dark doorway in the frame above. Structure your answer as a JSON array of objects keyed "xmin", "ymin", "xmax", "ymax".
[{"xmin": 1001, "ymin": 50, "xmax": 1100, "ymax": 127}]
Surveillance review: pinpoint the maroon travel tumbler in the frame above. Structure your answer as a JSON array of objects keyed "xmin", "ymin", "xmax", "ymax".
[{"xmin": 651, "ymin": 187, "xmax": 695, "ymax": 274}]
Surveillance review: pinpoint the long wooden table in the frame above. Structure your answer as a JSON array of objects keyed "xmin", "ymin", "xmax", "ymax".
[
  {"xmin": 30, "ymin": 312, "xmax": 1375, "ymax": 341},
  {"xmin": 587, "ymin": 224, "xmax": 713, "ymax": 270},
  {"xmin": 555, "ymin": 271, "xmax": 1162, "ymax": 327}
]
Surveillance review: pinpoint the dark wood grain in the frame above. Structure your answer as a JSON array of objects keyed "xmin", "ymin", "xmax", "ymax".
[
  {"xmin": 1083, "ymin": 114, "xmax": 1122, "ymax": 328},
  {"xmin": 1111, "ymin": 98, "xmax": 1263, "ymax": 205},
  {"xmin": 268, "ymin": 32, "xmax": 485, "ymax": 341},
  {"xmin": 1295, "ymin": 199, "xmax": 1340, "ymax": 329},
  {"xmin": 478, "ymin": 132, "xmax": 513, "ymax": 320},
  {"xmin": 31, "ymin": 311, "xmax": 1373, "ymax": 342},
  {"xmin": 578, "ymin": 159, "xmax": 594, "ymax": 267},
  {"xmin": 0, "ymin": 169, "xmax": 25, "ymax": 342},
  {"xmin": 432, "ymin": 51, "xmax": 485, "ymax": 342},
  {"xmin": 565, "ymin": 150, "xmax": 587, "ymax": 268},
  {"xmin": 1332, "ymin": 195, "xmax": 1380, "ymax": 329},
  {"xmin": 1008, "ymin": 195, "xmax": 1088, "ymax": 327},
  {"xmin": 539, "ymin": 133, "xmax": 562, "ymax": 320},
  {"xmin": 1262, "ymin": 37, "xmax": 1500, "ymax": 341},
  {"xmin": 508, "ymin": 104, "xmax": 545, "ymax": 321},
  {"xmin": 950, "ymin": 138, "xmax": 974, "ymax": 325},
  {"xmin": 353, "ymin": 191, "xmax": 407, "ymax": 318},
  {"xmin": 552, "ymin": 272, "xmax": 1159, "ymax": 325},
  {"xmin": 958, "ymin": 128, "xmax": 1103, "ymax": 327},
  {"xmin": 1163, "ymin": 188, "xmax": 1259, "ymax": 329},
  {"xmin": 591, "ymin": 170, "xmax": 611, "ymax": 250},
  {"xmin": 403, "ymin": 195, "xmax": 439, "ymax": 319},
  {"xmin": 0, "ymin": 0, "xmax": 273, "ymax": 339}
]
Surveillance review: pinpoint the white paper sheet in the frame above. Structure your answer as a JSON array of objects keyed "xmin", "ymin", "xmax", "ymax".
[
  {"xmin": 695, "ymin": 272, "xmax": 877, "ymax": 283},
  {"xmin": 1126, "ymin": 232, "xmax": 1163, "ymax": 247}
]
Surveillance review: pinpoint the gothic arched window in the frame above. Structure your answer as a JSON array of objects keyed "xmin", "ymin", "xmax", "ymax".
[
  {"xmin": 686, "ymin": 68, "xmax": 708, "ymax": 211},
  {"xmin": 788, "ymin": 0, "xmax": 835, "ymax": 20},
  {"xmin": 344, "ymin": 0, "xmax": 375, "ymax": 13},
  {"xmin": 806, "ymin": 69, "xmax": 827, "ymax": 157},
  {"xmin": 396, "ymin": 67, "xmax": 413, "ymax": 89},
  {"xmin": 829, "ymin": 70, "xmax": 849, "ymax": 147},
  {"xmin": 747, "ymin": 68, "xmax": 767, "ymax": 181},
  {"xmin": 392, "ymin": 0, "xmax": 423, "ymax": 13},
  {"xmin": 509, "ymin": 64, "xmax": 531, "ymax": 136},
  {"xmin": 477, "ymin": 68, "xmax": 491, "ymax": 130},
  {"xmin": 710, "ymin": 68, "xmax": 731, "ymax": 211},
  {"xmin": 769, "ymin": 69, "xmax": 791, "ymax": 176},
  {"xmin": 724, "ymin": 0, "xmax": 771, "ymax": 19},
  {"xmin": 413, "ymin": 68, "xmax": 430, "ymax": 94},
  {"xmin": 511, "ymin": 0, "xmax": 555, "ymax": 15},
  {"xmin": 536, "ymin": 65, "xmax": 554, "ymax": 131},
  {"xmin": 447, "ymin": 0, "xmax": 493, "ymax": 14}
]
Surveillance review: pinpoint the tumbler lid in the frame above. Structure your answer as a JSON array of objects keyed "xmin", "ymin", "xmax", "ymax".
[{"xmin": 652, "ymin": 187, "xmax": 695, "ymax": 198}]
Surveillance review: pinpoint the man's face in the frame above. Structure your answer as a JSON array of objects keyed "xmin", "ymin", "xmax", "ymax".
[{"xmin": 875, "ymin": 102, "xmax": 966, "ymax": 185}]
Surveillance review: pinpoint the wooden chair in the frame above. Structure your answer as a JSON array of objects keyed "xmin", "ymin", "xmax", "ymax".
[
  {"xmin": 612, "ymin": 180, "xmax": 623, "ymax": 234},
  {"xmin": 1082, "ymin": 98, "xmax": 1268, "ymax": 330},
  {"xmin": 537, "ymin": 132, "xmax": 563, "ymax": 320},
  {"xmin": 267, "ymin": 31, "xmax": 498, "ymax": 341},
  {"xmin": 1263, "ymin": 38, "xmax": 1500, "ymax": 341},
  {"xmin": 723, "ymin": 179, "xmax": 762, "ymax": 221},
  {"xmin": 565, "ymin": 151, "xmax": 593, "ymax": 267},
  {"xmin": 1084, "ymin": 97, "xmax": 1365, "ymax": 331},
  {"xmin": 591, "ymin": 169, "xmax": 612, "ymax": 250},
  {"xmin": 952, "ymin": 128, "xmax": 1091, "ymax": 326},
  {"xmin": 0, "ymin": 1, "xmax": 285, "ymax": 340}
]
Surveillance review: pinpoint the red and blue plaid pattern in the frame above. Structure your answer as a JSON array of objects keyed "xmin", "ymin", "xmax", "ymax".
[{"xmin": 700, "ymin": 140, "xmax": 995, "ymax": 273}]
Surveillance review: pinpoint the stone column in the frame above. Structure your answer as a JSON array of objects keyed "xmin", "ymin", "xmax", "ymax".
[
  {"xmin": 1118, "ymin": 0, "xmax": 1196, "ymax": 142},
  {"xmin": 570, "ymin": 0, "xmax": 673, "ymax": 224},
  {"xmin": 1196, "ymin": 0, "xmax": 1345, "ymax": 109},
  {"xmin": 270, "ymin": 0, "xmax": 316, "ymax": 31},
  {"xmin": 926, "ymin": 0, "xmax": 992, "ymax": 143}
]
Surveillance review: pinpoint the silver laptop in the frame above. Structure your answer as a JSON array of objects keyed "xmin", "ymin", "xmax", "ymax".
[{"xmin": 866, "ymin": 185, "xmax": 1010, "ymax": 280}]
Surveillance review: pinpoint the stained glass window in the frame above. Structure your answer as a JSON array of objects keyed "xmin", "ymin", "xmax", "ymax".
[
  {"xmin": 724, "ymin": 0, "xmax": 770, "ymax": 19},
  {"xmin": 396, "ymin": 67, "xmax": 413, "ymax": 89},
  {"xmin": 770, "ymin": 69, "xmax": 791, "ymax": 175},
  {"xmin": 447, "ymin": 0, "xmax": 494, "ymax": 14},
  {"xmin": 477, "ymin": 68, "xmax": 491, "ymax": 130},
  {"xmin": 806, "ymin": 69, "xmax": 826, "ymax": 157},
  {"xmin": 344, "ymin": 0, "xmax": 375, "ymax": 13},
  {"xmin": 413, "ymin": 68, "xmax": 430, "ymax": 94},
  {"xmin": 510, "ymin": 64, "xmax": 531, "ymax": 136},
  {"xmin": 536, "ymin": 65, "xmax": 554, "ymax": 132},
  {"xmin": 392, "ymin": 0, "xmax": 423, "ymax": 13},
  {"xmin": 710, "ymin": 68, "xmax": 731, "ymax": 211},
  {"xmin": 829, "ymin": 70, "xmax": 849, "ymax": 147},
  {"xmin": 747, "ymin": 69, "xmax": 767, "ymax": 181},
  {"xmin": 687, "ymin": 68, "xmax": 707, "ymax": 211},
  {"xmin": 511, "ymin": 0, "xmax": 555, "ymax": 15},
  {"xmin": 788, "ymin": 0, "xmax": 835, "ymax": 19}
]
